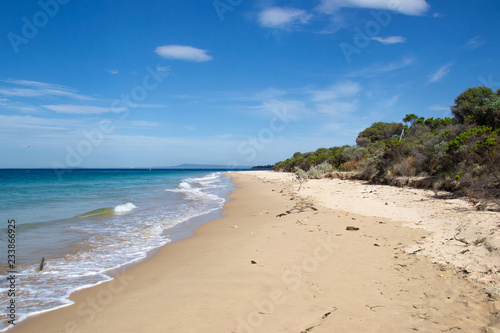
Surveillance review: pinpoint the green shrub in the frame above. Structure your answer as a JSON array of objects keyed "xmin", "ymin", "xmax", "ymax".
[{"xmin": 307, "ymin": 161, "xmax": 333, "ymax": 179}]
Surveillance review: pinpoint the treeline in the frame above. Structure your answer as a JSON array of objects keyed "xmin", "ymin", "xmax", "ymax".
[{"xmin": 273, "ymin": 86, "xmax": 500, "ymax": 208}]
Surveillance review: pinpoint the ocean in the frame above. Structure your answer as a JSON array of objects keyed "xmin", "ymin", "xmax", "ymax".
[{"xmin": 0, "ymin": 169, "xmax": 236, "ymax": 331}]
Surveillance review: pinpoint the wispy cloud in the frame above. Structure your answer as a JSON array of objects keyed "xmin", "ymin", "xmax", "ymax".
[
  {"xmin": 346, "ymin": 57, "xmax": 415, "ymax": 78},
  {"xmin": 0, "ymin": 80, "xmax": 94, "ymax": 100},
  {"xmin": 253, "ymin": 99, "xmax": 309, "ymax": 120},
  {"xmin": 377, "ymin": 95, "xmax": 400, "ymax": 110},
  {"xmin": 132, "ymin": 103, "xmax": 168, "ymax": 109},
  {"xmin": 248, "ymin": 81, "xmax": 363, "ymax": 121},
  {"xmin": 371, "ymin": 36, "xmax": 406, "ymax": 45},
  {"xmin": 316, "ymin": 100, "xmax": 359, "ymax": 116},
  {"xmin": 106, "ymin": 69, "xmax": 118, "ymax": 74},
  {"xmin": 257, "ymin": 7, "xmax": 312, "ymax": 29},
  {"xmin": 0, "ymin": 88, "xmax": 44, "ymax": 98},
  {"xmin": 254, "ymin": 88, "xmax": 288, "ymax": 100},
  {"xmin": 316, "ymin": 12, "xmax": 346, "ymax": 35},
  {"xmin": 309, "ymin": 81, "xmax": 361, "ymax": 102},
  {"xmin": 0, "ymin": 79, "xmax": 168, "ymax": 118},
  {"xmin": 129, "ymin": 121, "xmax": 160, "ymax": 127},
  {"xmin": 317, "ymin": 0, "xmax": 430, "ymax": 16},
  {"xmin": 4, "ymin": 104, "xmax": 40, "ymax": 113},
  {"xmin": 155, "ymin": 45, "xmax": 212, "ymax": 62},
  {"xmin": 463, "ymin": 36, "xmax": 486, "ymax": 50},
  {"xmin": 428, "ymin": 63, "xmax": 452, "ymax": 83},
  {"xmin": 42, "ymin": 104, "xmax": 127, "ymax": 114},
  {"xmin": 0, "ymin": 114, "xmax": 76, "ymax": 132},
  {"xmin": 308, "ymin": 81, "xmax": 362, "ymax": 118},
  {"xmin": 4, "ymin": 80, "xmax": 78, "ymax": 91},
  {"xmin": 428, "ymin": 105, "xmax": 449, "ymax": 111}
]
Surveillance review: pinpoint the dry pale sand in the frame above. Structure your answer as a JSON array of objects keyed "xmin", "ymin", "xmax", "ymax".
[
  {"xmin": 252, "ymin": 171, "xmax": 500, "ymax": 296},
  {"xmin": 10, "ymin": 171, "xmax": 500, "ymax": 332}
]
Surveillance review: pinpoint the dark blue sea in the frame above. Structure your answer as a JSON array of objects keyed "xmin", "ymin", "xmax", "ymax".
[{"xmin": 0, "ymin": 169, "xmax": 236, "ymax": 330}]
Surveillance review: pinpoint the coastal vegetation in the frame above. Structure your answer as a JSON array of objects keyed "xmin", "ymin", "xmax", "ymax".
[
  {"xmin": 273, "ymin": 86, "xmax": 500, "ymax": 209},
  {"xmin": 251, "ymin": 165, "xmax": 274, "ymax": 170}
]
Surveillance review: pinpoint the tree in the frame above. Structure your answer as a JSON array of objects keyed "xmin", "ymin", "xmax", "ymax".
[
  {"xmin": 451, "ymin": 86, "xmax": 500, "ymax": 128},
  {"xmin": 356, "ymin": 122, "xmax": 404, "ymax": 147},
  {"xmin": 403, "ymin": 114, "xmax": 419, "ymax": 127},
  {"xmin": 472, "ymin": 94, "xmax": 500, "ymax": 129}
]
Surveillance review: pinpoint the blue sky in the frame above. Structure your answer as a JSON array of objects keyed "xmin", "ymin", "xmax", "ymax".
[{"xmin": 1, "ymin": 0, "xmax": 499, "ymax": 168}]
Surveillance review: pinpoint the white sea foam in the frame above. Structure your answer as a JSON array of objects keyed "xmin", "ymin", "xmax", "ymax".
[
  {"xmin": 178, "ymin": 181, "xmax": 191, "ymax": 189},
  {"xmin": 185, "ymin": 172, "xmax": 223, "ymax": 188},
  {"xmin": 114, "ymin": 202, "xmax": 137, "ymax": 213},
  {"xmin": 166, "ymin": 173, "xmax": 226, "ymax": 203}
]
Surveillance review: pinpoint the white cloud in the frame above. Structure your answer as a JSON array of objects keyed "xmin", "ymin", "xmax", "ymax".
[
  {"xmin": 317, "ymin": 0, "xmax": 430, "ymax": 16},
  {"xmin": 463, "ymin": 36, "xmax": 486, "ymax": 50},
  {"xmin": 309, "ymin": 81, "xmax": 361, "ymax": 102},
  {"xmin": 0, "ymin": 80, "xmax": 93, "ymax": 100},
  {"xmin": 346, "ymin": 57, "xmax": 414, "ymax": 77},
  {"xmin": 155, "ymin": 45, "xmax": 212, "ymax": 62},
  {"xmin": 371, "ymin": 36, "xmax": 406, "ymax": 44},
  {"xmin": 106, "ymin": 69, "xmax": 118, "ymax": 74},
  {"xmin": 428, "ymin": 63, "xmax": 452, "ymax": 83},
  {"xmin": 43, "ymin": 104, "xmax": 127, "ymax": 114},
  {"xmin": 258, "ymin": 7, "xmax": 312, "ymax": 29}
]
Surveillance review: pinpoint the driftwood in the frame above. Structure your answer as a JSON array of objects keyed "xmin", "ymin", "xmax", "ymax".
[
  {"xmin": 286, "ymin": 205, "xmax": 318, "ymax": 214},
  {"xmin": 453, "ymin": 227, "xmax": 469, "ymax": 246},
  {"xmin": 276, "ymin": 204, "xmax": 318, "ymax": 217},
  {"xmin": 454, "ymin": 234, "xmax": 469, "ymax": 246},
  {"xmin": 300, "ymin": 308, "xmax": 337, "ymax": 333},
  {"xmin": 38, "ymin": 257, "xmax": 45, "ymax": 272}
]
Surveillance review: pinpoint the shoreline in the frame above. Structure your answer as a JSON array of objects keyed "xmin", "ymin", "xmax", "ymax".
[
  {"xmin": 1, "ymin": 170, "xmax": 234, "ymax": 332},
  {"xmin": 3, "ymin": 180, "xmax": 233, "ymax": 332},
  {"xmin": 7, "ymin": 173, "xmax": 240, "ymax": 333},
  {"xmin": 9, "ymin": 171, "xmax": 500, "ymax": 332}
]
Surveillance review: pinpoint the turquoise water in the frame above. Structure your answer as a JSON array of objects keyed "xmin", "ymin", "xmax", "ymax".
[{"xmin": 0, "ymin": 169, "xmax": 236, "ymax": 331}]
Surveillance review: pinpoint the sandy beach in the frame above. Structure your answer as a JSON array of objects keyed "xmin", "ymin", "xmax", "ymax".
[{"xmin": 10, "ymin": 171, "xmax": 500, "ymax": 332}]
